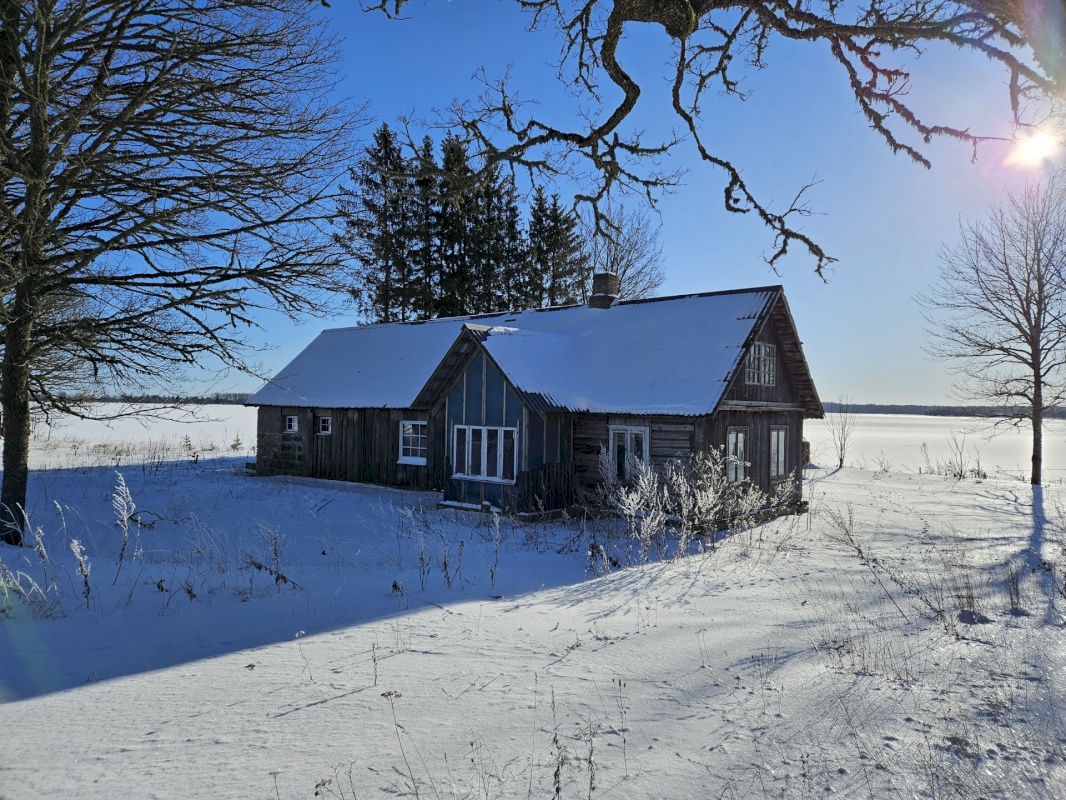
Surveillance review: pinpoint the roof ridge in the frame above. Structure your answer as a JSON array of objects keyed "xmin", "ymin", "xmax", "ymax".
[
  {"xmin": 321, "ymin": 285, "xmax": 781, "ymax": 333},
  {"xmin": 615, "ymin": 285, "xmax": 782, "ymax": 306}
]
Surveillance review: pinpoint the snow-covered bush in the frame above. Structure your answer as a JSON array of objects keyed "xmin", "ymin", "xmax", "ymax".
[{"xmin": 594, "ymin": 447, "xmax": 787, "ymax": 566}]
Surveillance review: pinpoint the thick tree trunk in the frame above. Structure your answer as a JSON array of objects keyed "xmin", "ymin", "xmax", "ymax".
[
  {"xmin": 0, "ymin": 289, "xmax": 34, "ymax": 546},
  {"xmin": 1031, "ymin": 384, "xmax": 1043, "ymax": 486}
]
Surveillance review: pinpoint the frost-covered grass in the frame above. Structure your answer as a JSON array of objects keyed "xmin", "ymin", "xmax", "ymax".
[{"xmin": 0, "ymin": 410, "xmax": 1064, "ymax": 799}]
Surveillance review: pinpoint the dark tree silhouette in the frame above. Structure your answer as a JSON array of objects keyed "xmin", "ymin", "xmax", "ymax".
[{"xmin": 0, "ymin": 0, "xmax": 360, "ymax": 545}]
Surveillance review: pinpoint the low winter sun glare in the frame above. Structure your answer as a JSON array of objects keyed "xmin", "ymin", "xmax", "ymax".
[{"xmin": 1005, "ymin": 130, "xmax": 1063, "ymax": 167}]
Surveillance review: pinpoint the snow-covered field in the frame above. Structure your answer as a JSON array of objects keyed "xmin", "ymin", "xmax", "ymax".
[{"xmin": 1, "ymin": 409, "xmax": 1064, "ymax": 799}]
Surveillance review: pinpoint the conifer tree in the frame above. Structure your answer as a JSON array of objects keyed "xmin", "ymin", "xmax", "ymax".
[
  {"xmin": 409, "ymin": 136, "xmax": 440, "ymax": 319},
  {"xmin": 337, "ymin": 123, "xmax": 415, "ymax": 322},
  {"xmin": 436, "ymin": 135, "xmax": 475, "ymax": 317},
  {"xmin": 527, "ymin": 188, "xmax": 588, "ymax": 307}
]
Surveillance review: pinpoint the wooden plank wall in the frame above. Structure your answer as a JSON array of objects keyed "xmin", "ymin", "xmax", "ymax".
[
  {"xmin": 697, "ymin": 409, "xmax": 804, "ymax": 494},
  {"xmin": 255, "ymin": 405, "xmax": 443, "ymax": 491},
  {"xmin": 722, "ymin": 318, "xmax": 799, "ymax": 405},
  {"xmin": 572, "ymin": 413, "xmax": 697, "ymax": 490}
]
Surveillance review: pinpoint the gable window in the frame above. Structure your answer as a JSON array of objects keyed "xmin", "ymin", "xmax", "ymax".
[
  {"xmin": 284, "ymin": 415, "xmax": 299, "ymax": 433},
  {"xmin": 746, "ymin": 342, "xmax": 776, "ymax": 386},
  {"xmin": 727, "ymin": 427, "xmax": 747, "ymax": 483},
  {"xmin": 317, "ymin": 416, "xmax": 332, "ymax": 435},
  {"xmin": 770, "ymin": 426, "xmax": 787, "ymax": 479},
  {"xmin": 453, "ymin": 425, "xmax": 517, "ymax": 483},
  {"xmin": 399, "ymin": 421, "xmax": 428, "ymax": 466},
  {"xmin": 609, "ymin": 425, "xmax": 650, "ymax": 481}
]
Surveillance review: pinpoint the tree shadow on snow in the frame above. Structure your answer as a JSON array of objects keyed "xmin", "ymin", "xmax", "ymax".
[{"xmin": 0, "ymin": 458, "xmax": 602, "ymax": 702}]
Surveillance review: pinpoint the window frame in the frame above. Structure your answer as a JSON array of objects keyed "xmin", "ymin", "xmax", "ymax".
[
  {"xmin": 770, "ymin": 426, "xmax": 787, "ymax": 480},
  {"xmin": 452, "ymin": 424, "xmax": 518, "ymax": 484},
  {"xmin": 726, "ymin": 427, "xmax": 748, "ymax": 483},
  {"xmin": 284, "ymin": 415, "xmax": 299, "ymax": 434},
  {"xmin": 316, "ymin": 415, "xmax": 332, "ymax": 436},
  {"xmin": 745, "ymin": 342, "xmax": 776, "ymax": 387},
  {"xmin": 398, "ymin": 420, "xmax": 429, "ymax": 466},
  {"xmin": 608, "ymin": 424, "xmax": 651, "ymax": 482}
]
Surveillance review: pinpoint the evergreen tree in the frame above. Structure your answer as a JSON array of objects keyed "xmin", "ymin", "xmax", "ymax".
[
  {"xmin": 527, "ymin": 188, "xmax": 588, "ymax": 307},
  {"xmin": 337, "ymin": 123, "xmax": 415, "ymax": 322},
  {"xmin": 436, "ymin": 134, "xmax": 476, "ymax": 317},
  {"xmin": 409, "ymin": 136, "xmax": 440, "ymax": 319},
  {"xmin": 470, "ymin": 166, "xmax": 526, "ymax": 313}
]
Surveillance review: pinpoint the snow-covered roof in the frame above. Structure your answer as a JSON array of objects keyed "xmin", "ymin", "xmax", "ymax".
[{"xmin": 247, "ymin": 287, "xmax": 789, "ymax": 415}]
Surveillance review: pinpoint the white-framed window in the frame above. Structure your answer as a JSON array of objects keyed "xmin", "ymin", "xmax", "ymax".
[
  {"xmin": 727, "ymin": 427, "xmax": 747, "ymax": 483},
  {"xmin": 453, "ymin": 425, "xmax": 517, "ymax": 483},
  {"xmin": 317, "ymin": 416, "xmax": 332, "ymax": 435},
  {"xmin": 398, "ymin": 421, "xmax": 428, "ymax": 466},
  {"xmin": 746, "ymin": 342, "xmax": 776, "ymax": 386},
  {"xmin": 284, "ymin": 415, "xmax": 299, "ymax": 433},
  {"xmin": 609, "ymin": 425, "xmax": 650, "ymax": 481},
  {"xmin": 770, "ymin": 426, "xmax": 787, "ymax": 479}
]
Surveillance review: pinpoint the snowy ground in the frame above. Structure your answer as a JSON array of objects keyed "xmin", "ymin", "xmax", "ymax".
[{"xmin": 1, "ymin": 410, "xmax": 1064, "ymax": 799}]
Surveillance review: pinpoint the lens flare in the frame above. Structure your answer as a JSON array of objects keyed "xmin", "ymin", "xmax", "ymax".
[{"xmin": 1004, "ymin": 131, "xmax": 1063, "ymax": 167}]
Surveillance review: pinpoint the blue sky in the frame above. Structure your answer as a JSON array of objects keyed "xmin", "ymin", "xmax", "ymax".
[{"xmin": 238, "ymin": 3, "xmax": 1062, "ymax": 405}]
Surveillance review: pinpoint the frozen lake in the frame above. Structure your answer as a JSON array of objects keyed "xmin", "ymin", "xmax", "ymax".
[{"xmin": 805, "ymin": 413, "xmax": 1066, "ymax": 480}]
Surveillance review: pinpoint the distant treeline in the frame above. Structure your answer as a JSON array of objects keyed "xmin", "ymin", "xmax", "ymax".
[
  {"xmin": 63, "ymin": 392, "xmax": 250, "ymax": 405},
  {"xmin": 824, "ymin": 402, "xmax": 1066, "ymax": 419}
]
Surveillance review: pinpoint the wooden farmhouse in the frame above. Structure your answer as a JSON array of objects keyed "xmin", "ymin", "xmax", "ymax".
[{"xmin": 247, "ymin": 276, "xmax": 823, "ymax": 514}]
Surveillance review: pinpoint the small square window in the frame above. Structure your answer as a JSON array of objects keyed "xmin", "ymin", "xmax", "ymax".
[
  {"xmin": 284, "ymin": 415, "xmax": 298, "ymax": 433},
  {"xmin": 399, "ymin": 421, "xmax": 428, "ymax": 465},
  {"xmin": 317, "ymin": 416, "xmax": 332, "ymax": 435}
]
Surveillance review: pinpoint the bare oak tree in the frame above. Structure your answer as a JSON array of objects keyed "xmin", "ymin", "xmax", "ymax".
[
  {"xmin": 368, "ymin": 0, "xmax": 1063, "ymax": 276},
  {"xmin": 582, "ymin": 204, "xmax": 666, "ymax": 300},
  {"xmin": 0, "ymin": 0, "xmax": 361, "ymax": 544},
  {"xmin": 920, "ymin": 171, "xmax": 1066, "ymax": 485}
]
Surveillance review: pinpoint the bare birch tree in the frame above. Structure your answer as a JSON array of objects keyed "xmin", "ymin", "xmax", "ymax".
[
  {"xmin": 582, "ymin": 205, "xmax": 666, "ymax": 300},
  {"xmin": 368, "ymin": 0, "xmax": 1063, "ymax": 276},
  {"xmin": 826, "ymin": 395, "xmax": 859, "ymax": 469},
  {"xmin": 0, "ymin": 0, "xmax": 361, "ymax": 545},
  {"xmin": 920, "ymin": 171, "xmax": 1066, "ymax": 486}
]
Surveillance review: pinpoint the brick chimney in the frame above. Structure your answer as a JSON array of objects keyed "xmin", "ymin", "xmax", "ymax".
[{"xmin": 588, "ymin": 272, "xmax": 620, "ymax": 309}]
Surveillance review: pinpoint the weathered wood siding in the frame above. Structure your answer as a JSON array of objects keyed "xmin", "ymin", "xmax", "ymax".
[
  {"xmin": 515, "ymin": 411, "xmax": 576, "ymax": 511},
  {"xmin": 721, "ymin": 316, "xmax": 800, "ymax": 405},
  {"xmin": 696, "ymin": 408, "xmax": 804, "ymax": 495},
  {"xmin": 255, "ymin": 405, "xmax": 445, "ymax": 491},
  {"xmin": 572, "ymin": 414, "xmax": 697, "ymax": 490},
  {"xmin": 569, "ymin": 409, "xmax": 803, "ymax": 499}
]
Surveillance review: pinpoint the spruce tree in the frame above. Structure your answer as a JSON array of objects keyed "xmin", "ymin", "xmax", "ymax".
[
  {"xmin": 436, "ymin": 134, "xmax": 475, "ymax": 317},
  {"xmin": 337, "ymin": 123, "xmax": 415, "ymax": 322},
  {"xmin": 470, "ymin": 166, "xmax": 525, "ymax": 313},
  {"xmin": 409, "ymin": 136, "xmax": 440, "ymax": 320},
  {"xmin": 527, "ymin": 188, "xmax": 588, "ymax": 307}
]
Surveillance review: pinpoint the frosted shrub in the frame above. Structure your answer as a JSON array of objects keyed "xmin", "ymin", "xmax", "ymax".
[
  {"xmin": 599, "ymin": 447, "xmax": 776, "ymax": 564},
  {"xmin": 0, "ymin": 550, "xmax": 65, "ymax": 619}
]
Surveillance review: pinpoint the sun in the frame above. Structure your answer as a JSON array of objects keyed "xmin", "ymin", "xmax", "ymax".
[{"xmin": 1004, "ymin": 131, "xmax": 1063, "ymax": 167}]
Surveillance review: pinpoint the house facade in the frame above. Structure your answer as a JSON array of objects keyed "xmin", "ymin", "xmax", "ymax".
[{"xmin": 247, "ymin": 278, "xmax": 823, "ymax": 513}]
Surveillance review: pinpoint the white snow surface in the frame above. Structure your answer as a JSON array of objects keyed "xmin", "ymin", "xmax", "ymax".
[
  {"xmin": 246, "ymin": 289, "xmax": 777, "ymax": 414},
  {"xmin": 1, "ymin": 410, "xmax": 1065, "ymax": 799}
]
